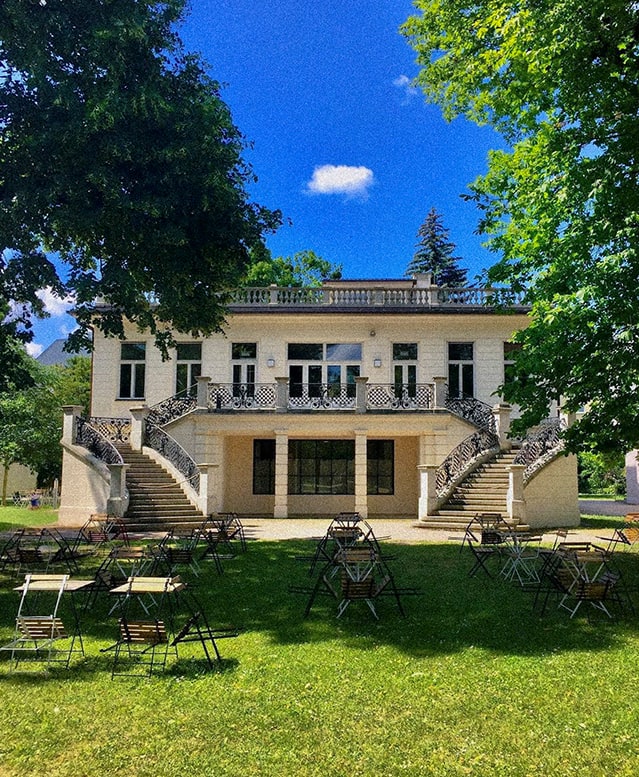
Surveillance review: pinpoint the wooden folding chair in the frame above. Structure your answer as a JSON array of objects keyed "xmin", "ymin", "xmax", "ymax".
[{"xmin": 107, "ymin": 618, "xmax": 176, "ymax": 678}]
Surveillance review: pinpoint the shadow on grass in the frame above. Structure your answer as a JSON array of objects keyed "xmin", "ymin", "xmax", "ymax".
[{"xmin": 1, "ymin": 539, "xmax": 638, "ymax": 668}]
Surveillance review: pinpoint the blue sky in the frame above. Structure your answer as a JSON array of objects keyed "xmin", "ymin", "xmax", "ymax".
[{"xmin": 30, "ymin": 0, "xmax": 504, "ymax": 354}]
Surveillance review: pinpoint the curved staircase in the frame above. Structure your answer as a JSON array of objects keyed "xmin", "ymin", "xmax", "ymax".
[
  {"xmin": 117, "ymin": 445, "xmax": 205, "ymax": 532},
  {"xmin": 419, "ymin": 450, "xmax": 519, "ymax": 531}
]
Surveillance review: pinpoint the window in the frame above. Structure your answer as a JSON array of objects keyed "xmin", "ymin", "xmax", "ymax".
[
  {"xmin": 119, "ymin": 343, "xmax": 146, "ymax": 399},
  {"xmin": 503, "ymin": 341, "xmax": 522, "ymax": 387},
  {"xmin": 393, "ymin": 343, "xmax": 418, "ymax": 398},
  {"xmin": 175, "ymin": 343, "xmax": 202, "ymax": 395},
  {"xmin": 232, "ymin": 342, "xmax": 256, "ymax": 397},
  {"xmin": 288, "ymin": 440, "xmax": 355, "ymax": 495},
  {"xmin": 448, "ymin": 342, "xmax": 474, "ymax": 399},
  {"xmin": 253, "ymin": 439, "xmax": 276, "ymax": 494},
  {"xmin": 367, "ymin": 440, "xmax": 394, "ymax": 495},
  {"xmin": 288, "ymin": 343, "xmax": 361, "ymax": 399}
]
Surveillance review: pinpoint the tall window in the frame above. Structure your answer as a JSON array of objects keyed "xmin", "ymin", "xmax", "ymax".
[
  {"xmin": 232, "ymin": 343, "xmax": 257, "ymax": 397},
  {"xmin": 393, "ymin": 343, "xmax": 418, "ymax": 399},
  {"xmin": 448, "ymin": 342, "xmax": 474, "ymax": 398},
  {"xmin": 288, "ymin": 440, "xmax": 355, "ymax": 495},
  {"xmin": 367, "ymin": 440, "xmax": 394, "ymax": 495},
  {"xmin": 503, "ymin": 341, "xmax": 522, "ymax": 388},
  {"xmin": 287, "ymin": 343, "xmax": 361, "ymax": 398},
  {"xmin": 253, "ymin": 439, "xmax": 276, "ymax": 494},
  {"xmin": 119, "ymin": 343, "xmax": 146, "ymax": 399},
  {"xmin": 175, "ymin": 343, "xmax": 202, "ymax": 395}
]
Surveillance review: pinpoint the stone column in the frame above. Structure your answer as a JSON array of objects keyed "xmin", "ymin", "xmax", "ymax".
[
  {"xmin": 354, "ymin": 430, "xmax": 368, "ymax": 518},
  {"xmin": 107, "ymin": 463, "xmax": 129, "ymax": 517},
  {"xmin": 275, "ymin": 377, "xmax": 289, "ymax": 413},
  {"xmin": 274, "ymin": 430, "xmax": 289, "ymax": 518},
  {"xmin": 196, "ymin": 376, "xmax": 211, "ymax": 410},
  {"xmin": 417, "ymin": 465, "xmax": 439, "ymax": 521},
  {"xmin": 506, "ymin": 464, "xmax": 526, "ymax": 523},
  {"xmin": 433, "ymin": 377, "xmax": 447, "ymax": 409},
  {"xmin": 62, "ymin": 405, "xmax": 84, "ymax": 444},
  {"xmin": 129, "ymin": 405, "xmax": 150, "ymax": 452},
  {"xmin": 198, "ymin": 462, "xmax": 220, "ymax": 515},
  {"xmin": 492, "ymin": 403, "xmax": 512, "ymax": 451},
  {"xmin": 355, "ymin": 376, "xmax": 368, "ymax": 414}
]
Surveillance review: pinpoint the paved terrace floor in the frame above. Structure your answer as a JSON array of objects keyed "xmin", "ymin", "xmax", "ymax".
[{"xmin": 240, "ymin": 499, "xmax": 636, "ymax": 544}]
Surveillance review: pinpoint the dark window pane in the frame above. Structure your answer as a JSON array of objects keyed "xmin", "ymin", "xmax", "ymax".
[
  {"xmin": 119, "ymin": 364, "xmax": 132, "ymax": 398},
  {"xmin": 448, "ymin": 342, "xmax": 474, "ymax": 361},
  {"xmin": 121, "ymin": 342, "xmax": 145, "ymax": 360},
  {"xmin": 367, "ymin": 440, "xmax": 394, "ymax": 495},
  {"xmin": 253, "ymin": 439, "xmax": 275, "ymax": 494},
  {"xmin": 288, "ymin": 343, "xmax": 323, "ymax": 360},
  {"xmin": 176, "ymin": 363, "xmax": 188, "ymax": 395},
  {"xmin": 393, "ymin": 343, "xmax": 418, "ymax": 361},
  {"xmin": 134, "ymin": 363, "xmax": 145, "ymax": 398},
  {"xmin": 176, "ymin": 343, "xmax": 202, "ymax": 361},
  {"xmin": 232, "ymin": 342, "xmax": 257, "ymax": 359}
]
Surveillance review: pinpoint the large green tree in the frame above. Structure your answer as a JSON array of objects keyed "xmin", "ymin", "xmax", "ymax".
[
  {"xmin": 405, "ymin": 207, "xmax": 467, "ymax": 285},
  {"xmin": 403, "ymin": 0, "xmax": 639, "ymax": 453},
  {"xmin": 243, "ymin": 249, "xmax": 342, "ymax": 287},
  {"xmin": 0, "ymin": 0, "xmax": 280, "ymax": 369}
]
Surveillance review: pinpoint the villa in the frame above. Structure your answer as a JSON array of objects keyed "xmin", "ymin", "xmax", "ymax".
[{"xmin": 59, "ymin": 275, "xmax": 579, "ymax": 529}]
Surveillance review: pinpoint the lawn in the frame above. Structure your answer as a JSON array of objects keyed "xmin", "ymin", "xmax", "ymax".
[{"xmin": 0, "ymin": 513, "xmax": 638, "ymax": 777}]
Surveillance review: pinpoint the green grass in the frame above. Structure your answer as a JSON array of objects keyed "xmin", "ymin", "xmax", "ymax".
[
  {"xmin": 1, "ymin": 519, "xmax": 639, "ymax": 776},
  {"xmin": 0, "ymin": 504, "xmax": 58, "ymax": 532}
]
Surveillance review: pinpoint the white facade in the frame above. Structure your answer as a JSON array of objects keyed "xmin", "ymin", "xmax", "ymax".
[{"xmin": 62, "ymin": 278, "xmax": 579, "ymax": 526}]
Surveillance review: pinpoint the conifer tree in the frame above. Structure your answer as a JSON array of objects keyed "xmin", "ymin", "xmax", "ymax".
[{"xmin": 405, "ymin": 208, "xmax": 467, "ymax": 286}]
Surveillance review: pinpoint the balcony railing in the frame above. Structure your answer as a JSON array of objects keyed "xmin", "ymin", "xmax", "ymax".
[{"xmin": 228, "ymin": 285, "xmax": 528, "ymax": 310}]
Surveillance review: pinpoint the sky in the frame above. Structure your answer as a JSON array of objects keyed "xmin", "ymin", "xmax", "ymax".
[{"xmin": 29, "ymin": 0, "xmax": 506, "ymax": 355}]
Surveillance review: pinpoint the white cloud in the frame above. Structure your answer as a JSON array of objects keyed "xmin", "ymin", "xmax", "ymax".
[
  {"xmin": 36, "ymin": 287, "xmax": 75, "ymax": 317},
  {"xmin": 26, "ymin": 342, "xmax": 44, "ymax": 358},
  {"xmin": 306, "ymin": 165, "xmax": 375, "ymax": 198},
  {"xmin": 393, "ymin": 74, "xmax": 419, "ymax": 102}
]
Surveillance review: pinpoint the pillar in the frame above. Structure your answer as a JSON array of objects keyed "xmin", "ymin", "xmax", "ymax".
[
  {"xmin": 107, "ymin": 463, "xmax": 129, "ymax": 517},
  {"xmin": 417, "ymin": 465, "xmax": 439, "ymax": 521},
  {"xmin": 275, "ymin": 377, "xmax": 289, "ymax": 413},
  {"xmin": 355, "ymin": 376, "xmax": 368, "ymax": 414},
  {"xmin": 62, "ymin": 405, "xmax": 84, "ymax": 444},
  {"xmin": 354, "ymin": 430, "xmax": 368, "ymax": 518},
  {"xmin": 506, "ymin": 464, "xmax": 526, "ymax": 523},
  {"xmin": 492, "ymin": 403, "xmax": 512, "ymax": 451},
  {"xmin": 274, "ymin": 430, "xmax": 289, "ymax": 518},
  {"xmin": 198, "ymin": 462, "xmax": 221, "ymax": 515},
  {"xmin": 433, "ymin": 377, "xmax": 447, "ymax": 409},
  {"xmin": 129, "ymin": 405, "xmax": 150, "ymax": 451},
  {"xmin": 196, "ymin": 376, "xmax": 211, "ymax": 410}
]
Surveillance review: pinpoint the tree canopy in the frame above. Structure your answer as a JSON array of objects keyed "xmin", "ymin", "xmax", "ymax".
[
  {"xmin": 405, "ymin": 207, "xmax": 467, "ymax": 286},
  {"xmin": 0, "ymin": 0, "xmax": 281, "ymax": 368},
  {"xmin": 403, "ymin": 0, "xmax": 639, "ymax": 453},
  {"xmin": 243, "ymin": 249, "xmax": 342, "ymax": 287}
]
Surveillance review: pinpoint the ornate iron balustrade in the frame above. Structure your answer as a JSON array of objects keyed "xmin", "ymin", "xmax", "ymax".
[
  {"xmin": 514, "ymin": 418, "xmax": 567, "ymax": 484},
  {"xmin": 287, "ymin": 383, "xmax": 356, "ymax": 411},
  {"xmin": 366, "ymin": 383, "xmax": 434, "ymax": 410},
  {"xmin": 435, "ymin": 428, "xmax": 500, "ymax": 500},
  {"xmin": 147, "ymin": 387, "xmax": 198, "ymax": 427},
  {"xmin": 228, "ymin": 285, "xmax": 528, "ymax": 309},
  {"xmin": 144, "ymin": 424, "xmax": 200, "ymax": 492},
  {"xmin": 210, "ymin": 383, "xmax": 277, "ymax": 410},
  {"xmin": 445, "ymin": 395, "xmax": 496, "ymax": 432},
  {"xmin": 87, "ymin": 416, "xmax": 131, "ymax": 443},
  {"xmin": 75, "ymin": 417, "xmax": 124, "ymax": 465}
]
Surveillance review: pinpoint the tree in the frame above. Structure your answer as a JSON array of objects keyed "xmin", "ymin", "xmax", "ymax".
[
  {"xmin": 243, "ymin": 249, "xmax": 342, "ymax": 287},
  {"xmin": 403, "ymin": 0, "xmax": 639, "ymax": 453},
  {"xmin": 0, "ymin": 353, "xmax": 92, "ymax": 501},
  {"xmin": 0, "ymin": 0, "xmax": 281, "ymax": 376},
  {"xmin": 405, "ymin": 208, "xmax": 467, "ymax": 285}
]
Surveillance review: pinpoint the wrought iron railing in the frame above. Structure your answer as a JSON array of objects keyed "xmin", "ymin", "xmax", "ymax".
[
  {"xmin": 445, "ymin": 395, "xmax": 496, "ymax": 432},
  {"xmin": 514, "ymin": 418, "xmax": 566, "ymax": 484},
  {"xmin": 146, "ymin": 386, "xmax": 198, "ymax": 426},
  {"xmin": 435, "ymin": 428, "xmax": 500, "ymax": 500},
  {"xmin": 75, "ymin": 417, "xmax": 124, "ymax": 465},
  {"xmin": 287, "ymin": 384, "xmax": 356, "ymax": 411},
  {"xmin": 144, "ymin": 424, "xmax": 200, "ymax": 493},
  {"xmin": 435, "ymin": 390, "xmax": 499, "ymax": 502},
  {"xmin": 366, "ymin": 383, "xmax": 434, "ymax": 410},
  {"xmin": 87, "ymin": 416, "xmax": 131, "ymax": 443},
  {"xmin": 210, "ymin": 383, "xmax": 277, "ymax": 410}
]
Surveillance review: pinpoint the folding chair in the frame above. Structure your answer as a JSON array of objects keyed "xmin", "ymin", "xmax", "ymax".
[
  {"xmin": 106, "ymin": 618, "xmax": 176, "ymax": 678},
  {"xmin": 171, "ymin": 611, "xmax": 239, "ymax": 667},
  {"xmin": 0, "ymin": 574, "xmax": 85, "ymax": 670},
  {"xmin": 152, "ymin": 531, "xmax": 201, "ymax": 578},
  {"xmin": 467, "ymin": 536, "xmax": 500, "ymax": 578}
]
